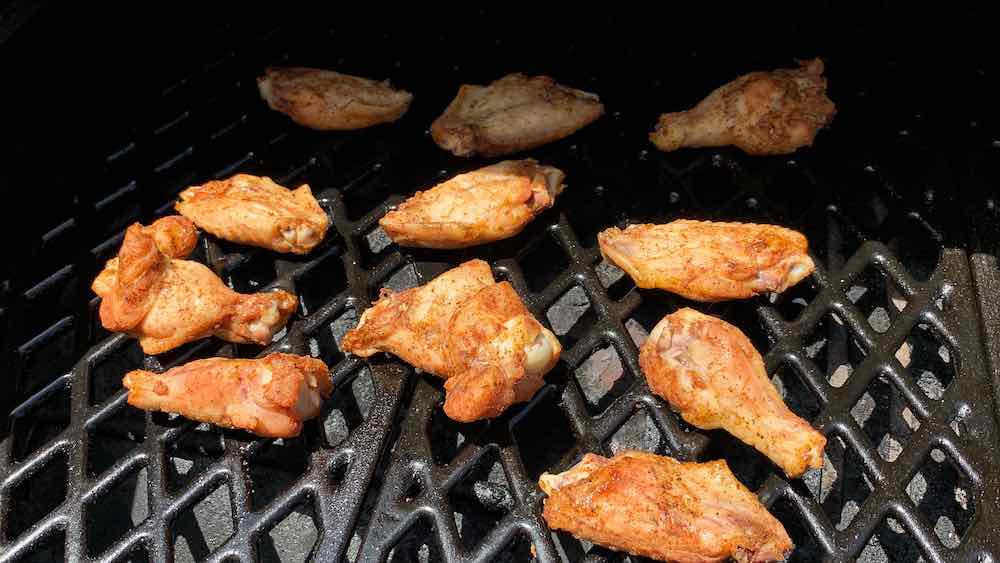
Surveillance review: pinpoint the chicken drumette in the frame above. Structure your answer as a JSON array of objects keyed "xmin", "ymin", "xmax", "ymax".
[
  {"xmin": 431, "ymin": 73, "xmax": 604, "ymax": 157},
  {"xmin": 598, "ymin": 220, "xmax": 814, "ymax": 302},
  {"xmin": 540, "ymin": 450, "xmax": 793, "ymax": 563},
  {"xmin": 123, "ymin": 353, "xmax": 332, "ymax": 437},
  {"xmin": 341, "ymin": 259, "xmax": 561, "ymax": 422},
  {"xmin": 640, "ymin": 308, "xmax": 826, "ymax": 477},
  {"xmin": 258, "ymin": 67, "xmax": 413, "ymax": 130},
  {"xmin": 379, "ymin": 160, "xmax": 565, "ymax": 249},
  {"xmin": 650, "ymin": 59, "xmax": 835, "ymax": 156},
  {"xmin": 92, "ymin": 218, "xmax": 297, "ymax": 354},
  {"xmin": 176, "ymin": 174, "xmax": 330, "ymax": 254}
]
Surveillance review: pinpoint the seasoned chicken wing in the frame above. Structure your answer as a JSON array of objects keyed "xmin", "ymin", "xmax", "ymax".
[
  {"xmin": 176, "ymin": 174, "xmax": 330, "ymax": 254},
  {"xmin": 651, "ymin": 59, "xmax": 835, "ymax": 155},
  {"xmin": 540, "ymin": 451, "xmax": 793, "ymax": 563},
  {"xmin": 598, "ymin": 220, "xmax": 814, "ymax": 301},
  {"xmin": 379, "ymin": 160, "xmax": 565, "ymax": 249},
  {"xmin": 123, "ymin": 353, "xmax": 332, "ymax": 437},
  {"xmin": 92, "ymin": 221, "xmax": 297, "ymax": 354},
  {"xmin": 341, "ymin": 259, "xmax": 561, "ymax": 421},
  {"xmin": 258, "ymin": 66, "xmax": 413, "ymax": 130},
  {"xmin": 641, "ymin": 308, "xmax": 826, "ymax": 477},
  {"xmin": 431, "ymin": 73, "xmax": 604, "ymax": 157}
]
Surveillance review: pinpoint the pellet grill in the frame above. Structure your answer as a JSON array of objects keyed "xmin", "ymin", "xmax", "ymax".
[{"xmin": 1, "ymin": 6, "xmax": 999, "ymax": 563}]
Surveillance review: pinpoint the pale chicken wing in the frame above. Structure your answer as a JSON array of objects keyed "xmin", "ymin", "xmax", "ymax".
[
  {"xmin": 651, "ymin": 59, "xmax": 835, "ymax": 156},
  {"xmin": 539, "ymin": 451, "xmax": 793, "ymax": 563},
  {"xmin": 341, "ymin": 259, "xmax": 561, "ymax": 421},
  {"xmin": 92, "ymin": 222, "xmax": 297, "ymax": 354},
  {"xmin": 258, "ymin": 66, "xmax": 413, "ymax": 130},
  {"xmin": 123, "ymin": 353, "xmax": 332, "ymax": 437},
  {"xmin": 598, "ymin": 220, "xmax": 814, "ymax": 301},
  {"xmin": 379, "ymin": 160, "xmax": 565, "ymax": 249},
  {"xmin": 431, "ymin": 73, "xmax": 604, "ymax": 157},
  {"xmin": 176, "ymin": 174, "xmax": 330, "ymax": 254},
  {"xmin": 640, "ymin": 308, "xmax": 826, "ymax": 477}
]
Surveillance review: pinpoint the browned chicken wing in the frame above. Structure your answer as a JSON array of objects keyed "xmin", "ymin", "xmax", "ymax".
[
  {"xmin": 598, "ymin": 220, "xmax": 814, "ymax": 301},
  {"xmin": 258, "ymin": 66, "xmax": 413, "ymax": 130},
  {"xmin": 123, "ymin": 353, "xmax": 332, "ymax": 437},
  {"xmin": 651, "ymin": 59, "xmax": 835, "ymax": 155},
  {"xmin": 92, "ymin": 221, "xmax": 297, "ymax": 354},
  {"xmin": 176, "ymin": 174, "xmax": 330, "ymax": 254},
  {"xmin": 341, "ymin": 259, "xmax": 561, "ymax": 421},
  {"xmin": 640, "ymin": 308, "xmax": 826, "ymax": 477},
  {"xmin": 540, "ymin": 451, "xmax": 793, "ymax": 563},
  {"xmin": 431, "ymin": 73, "xmax": 604, "ymax": 157},
  {"xmin": 379, "ymin": 160, "xmax": 565, "ymax": 249}
]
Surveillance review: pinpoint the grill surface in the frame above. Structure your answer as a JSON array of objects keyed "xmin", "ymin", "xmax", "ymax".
[{"xmin": 2, "ymin": 8, "xmax": 1000, "ymax": 563}]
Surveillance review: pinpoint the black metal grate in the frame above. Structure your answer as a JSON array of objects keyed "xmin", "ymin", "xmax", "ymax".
[{"xmin": 3, "ymin": 10, "xmax": 1000, "ymax": 563}]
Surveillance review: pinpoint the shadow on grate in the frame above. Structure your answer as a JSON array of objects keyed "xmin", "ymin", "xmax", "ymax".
[
  {"xmin": 449, "ymin": 449, "xmax": 514, "ymax": 552},
  {"xmin": 857, "ymin": 517, "xmax": 927, "ymax": 563},
  {"xmin": 90, "ymin": 339, "xmax": 145, "ymax": 406},
  {"xmin": 17, "ymin": 317, "xmax": 77, "ymax": 398},
  {"xmin": 770, "ymin": 362, "xmax": 824, "ymax": 422},
  {"xmin": 896, "ymin": 322, "xmax": 957, "ymax": 401},
  {"xmin": 16, "ymin": 529, "xmax": 67, "ymax": 563},
  {"xmin": 851, "ymin": 372, "xmax": 921, "ymax": 463},
  {"xmin": 85, "ymin": 465, "xmax": 149, "ymax": 558},
  {"xmin": 87, "ymin": 404, "xmax": 146, "ymax": 477},
  {"xmin": 547, "ymin": 286, "xmax": 598, "ymax": 351},
  {"xmin": 798, "ymin": 310, "xmax": 868, "ymax": 389},
  {"xmin": 512, "ymin": 388, "xmax": 579, "ymax": 481},
  {"xmin": 906, "ymin": 448, "xmax": 976, "ymax": 549},
  {"xmin": 518, "ymin": 232, "xmax": 569, "ymax": 294},
  {"xmin": 1, "ymin": 451, "xmax": 68, "ymax": 542},
  {"xmin": 769, "ymin": 495, "xmax": 826, "ymax": 562},
  {"xmin": 386, "ymin": 517, "xmax": 443, "ymax": 563},
  {"xmin": 603, "ymin": 406, "xmax": 670, "ymax": 457},
  {"xmin": 799, "ymin": 434, "xmax": 873, "ymax": 532},
  {"xmin": 573, "ymin": 342, "xmax": 635, "ymax": 416},
  {"xmin": 248, "ymin": 436, "xmax": 310, "ymax": 511},
  {"xmin": 846, "ymin": 264, "xmax": 909, "ymax": 335},
  {"xmin": 171, "ymin": 483, "xmax": 235, "ymax": 562},
  {"xmin": 322, "ymin": 367, "xmax": 374, "ymax": 448},
  {"xmin": 9, "ymin": 381, "xmax": 71, "ymax": 462},
  {"xmin": 306, "ymin": 307, "xmax": 357, "ymax": 369},
  {"xmin": 257, "ymin": 497, "xmax": 319, "ymax": 563},
  {"xmin": 428, "ymin": 402, "xmax": 486, "ymax": 467},
  {"xmin": 164, "ymin": 425, "xmax": 226, "ymax": 493}
]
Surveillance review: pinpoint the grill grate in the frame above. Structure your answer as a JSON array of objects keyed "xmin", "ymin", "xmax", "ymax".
[{"xmin": 3, "ymin": 11, "xmax": 1000, "ymax": 563}]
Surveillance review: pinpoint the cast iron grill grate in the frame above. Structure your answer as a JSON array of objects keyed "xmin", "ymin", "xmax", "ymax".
[{"xmin": 3, "ymin": 14, "xmax": 1000, "ymax": 563}]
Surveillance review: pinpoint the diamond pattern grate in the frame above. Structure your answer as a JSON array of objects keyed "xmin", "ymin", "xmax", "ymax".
[{"xmin": 4, "ymin": 10, "xmax": 1000, "ymax": 563}]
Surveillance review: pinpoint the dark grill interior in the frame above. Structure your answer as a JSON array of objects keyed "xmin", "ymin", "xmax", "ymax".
[{"xmin": 2, "ymin": 7, "xmax": 1000, "ymax": 563}]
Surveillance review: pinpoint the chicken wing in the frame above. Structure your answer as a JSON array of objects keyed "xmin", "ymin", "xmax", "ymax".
[
  {"xmin": 379, "ymin": 160, "xmax": 565, "ymax": 249},
  {"xmin": 92, "ymin": 221, "xmax": 297, "ymax": 354},
  {"xmin": 651, "ymin": 59, "xmax": 835, "ymax": 156},
  {"xmin": 431, "ymin": 73, "xmax": 604, "ymax": 157},
  {"xmin": 175, "ymin": 174, "xmax": 330, "ymax": 254},
  {"xmin": 640, "ymin": 308, "xmax": 826, "ymax": 477},
  {"xmin": 598, "ymin": 220, "xmax": 814, "ymax": 301},
  {"xmin": 258, "ymin": 66, "xmax": 413, "ymax": 130},
  {"xmin": 539, "ymin": 451, "xmax": 793, "ymax": 563},
  {"xmin": 123, "ymin": 353, "xmax": 332, "ymax": 437},
  {"xmin": 341, "ymin": 259, "xmax": 561, "ymax": 421}
]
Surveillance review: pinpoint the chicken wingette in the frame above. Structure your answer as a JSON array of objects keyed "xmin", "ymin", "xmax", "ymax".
[
  {"xmin": 540, "ymin": 451, "xmax": 794, "ymax": 562},
  {"xmin": 598, "ymin": 220, "xmax": 814, "ymax": 302},
  {"xmin": 379, "ymin": 160, "xmax": 565, "ymax": 249}
]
